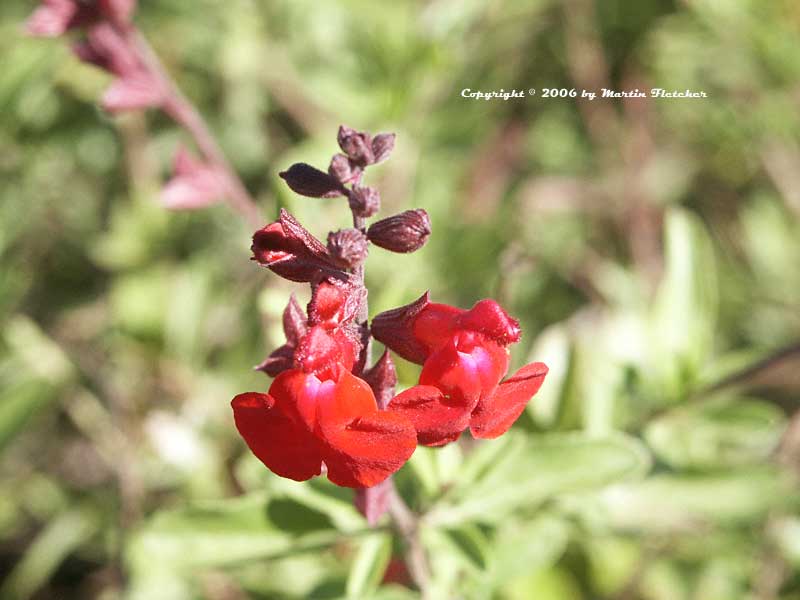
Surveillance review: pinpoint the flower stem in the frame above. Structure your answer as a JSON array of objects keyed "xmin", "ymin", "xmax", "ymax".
[
  {"xmin": 387, "ymin": 480, "xmax": 433, "ymax": 598},
  {"xmin": 347, "ymin": 204, "xmax": 432, "ymax": 597},
  {"xmin": 121, "ymin": 26, "xmax": 263, "ymax": 228}
]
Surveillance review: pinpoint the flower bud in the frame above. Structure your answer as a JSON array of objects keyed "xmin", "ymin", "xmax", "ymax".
[
  {"xmin": 307, "ymin": 278, "xmax": 363, "ymax": 329},
  {"xmin": 327, "ymin": 229, "xmax": 368, "ymax": 269},
  {"xmin": 160, "ymin": 146, "xmax": 225, "ymax": 209},
  {"xmin": 362, "ymin": 350, "xmax": 397, "ymax": 410},
  {"xmin": 282, "ymin": 294, "xmax": 308, "ymax": 346},
  {"xmin": 371, "ymin": 133, "xmax": 396, "ymax": 164},
  {"xmin": 367, "ymin": 209, "xmax": 431, "ymax": 253},
  {"xmin": 102, "ymin": 74, "xmax": 163, "ymax": 112},
  {"xmin": 251, "ymin": 209, "xmax": 344, "ymax": 282},
  {"xmin": 254, "ymin": 344, "xmax": 294, "ymax": 377},
  {"xmin": 26, "ymin": 0, "xmax": 84, "ymax": 37},
  {"xmin": 328, "ymin": 153, "xmax": 362, "ymax": 185},
  {"xmin": 337, "ymin": 125, "xmax": 374, "ymax": 166},
  {"xmin": 370, "ymin": 292, "xmax": 431, "ymax": 364},
  {"xmin": 348, "ymin": 186, "xmax": 380, "ymax": 218},
  {"xmin": 279, "ymin": 163, "xmax": 346, "ymax": 198}
]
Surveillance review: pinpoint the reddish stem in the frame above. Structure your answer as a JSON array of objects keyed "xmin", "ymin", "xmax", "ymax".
[{"xmin": 121, "ymin": 26, "xmax": 262, "ymax": 228}]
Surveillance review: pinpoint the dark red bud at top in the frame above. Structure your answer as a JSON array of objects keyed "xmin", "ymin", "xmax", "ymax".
[
  {"xmin": 327, "ymin": 229, "xmax": 369, "ymax": 269},
  {"xmin": 328, "ymin": 154, "xmax": 362, "ymax": 185},
  {"xmin": 370, "ymin": 292, "xmax": 431, "ymax": 364},
  {"xmin": 362, "ymin": 350, "xmax": 397, "ymax": 409},
  {"xmin": 279, "ymin": 163, "xmax": 346, "ymax": 198},
  {"xmin": 348, "ymin": 186, "xmax": 380, "ymax": 218},
  {"xmin": 367, "ymin": 209, "xmax": 431, "ymax": 253},
  {"xmin": 337, "ymin": 125, "xmax": 374, "ymax": 166},
  {"xmin": 371, "ymin": 133, "xmax": 396, "ymax": 164}
]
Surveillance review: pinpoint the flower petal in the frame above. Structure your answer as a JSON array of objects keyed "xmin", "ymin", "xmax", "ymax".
[
  {"xmin": 470, "ymin": 362, "xmax": 548, "ymax": 439},
  {"xmin": 419, "ymin": 332, "xmax": 509, "ymax": 407},
  {"xmin": 412, "ymin": 302, "xmax": 464, "ymax": 354},
  {"xmin": 317, "ymin": 371, "xmax": 378, "ymax": 427},
  {"xmin": 231, "ymin": 392, "xmax": 323, "ymax": 481},
  {"xmin": 388, "ymin": 385, "xmax": 471, "ymax": 446},
  {"xmin": 458, "ymin": 299, "xmax": 521, "ymax": 346},
  {"xmin": 320, "ymin": 410, "xmax": 417, "ymax": 488}
]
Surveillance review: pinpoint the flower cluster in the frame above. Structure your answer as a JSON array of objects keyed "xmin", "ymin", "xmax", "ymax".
[
  {"xmin": 25, "ymin": 0, "xmax": 245, "ymax": 217},
  {"xmin": 231, "ymin": 126, "xmax": 547, "ymax": 491},
  {"xmin": 26, "ymin": 0, "xmax": 163, "ymax": 113}
]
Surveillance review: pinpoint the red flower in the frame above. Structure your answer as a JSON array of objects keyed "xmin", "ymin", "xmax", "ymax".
[
  {"xmin": 232, "ymin": 326, "xmax": 416, "ymax": 488},
  {"xmin": 372, "ymin": 294, "xmax": 547, "ymax": 446}
]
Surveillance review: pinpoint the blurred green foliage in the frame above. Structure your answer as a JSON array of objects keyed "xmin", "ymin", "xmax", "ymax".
[{"xmin": 1, "ymin": 0, "xmax": 800, "ymax": 598}]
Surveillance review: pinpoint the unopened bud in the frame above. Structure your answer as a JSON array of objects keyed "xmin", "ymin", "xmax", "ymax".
[
  {"xmin": 371, "ymin": 133, "xmax": 396, "ymax": 164},
  {"xmin": 327, "ymin": 229, "xmax": 369, "ymax": 269},
  {"xmin": 362, "ymin": 350, "xmax": 397, "ymax": 409},
  {"xmin": 279, "ymin": 163, "xmax": 346, "ymax": 198},
  {"xmin": 328, "ymin": 153, "xmax": 362, "ymax": 184},
  {"xmin": 337, "ymin": 125, "xmax": 374, "ymax": 166},
  {"xmin": 367, "ymin": 209, "xmax": 431, "ymax": 253},
  {"xmin": 348, "ymin": 185, "xmax": 380, "ymax": 218}
]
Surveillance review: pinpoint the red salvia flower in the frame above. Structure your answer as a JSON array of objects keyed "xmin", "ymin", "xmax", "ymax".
[
  {"xmin": 232, "ymin": 326, "xmax": 416, "ymax": 488},
  {"xmin": 373, "ymin": 294, "xmax": 548, "ymax": 446}
]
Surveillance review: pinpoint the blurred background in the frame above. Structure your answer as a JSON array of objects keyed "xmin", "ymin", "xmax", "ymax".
[{"xmin": 1, "ymin": 0, "xmax": 800, "ymax": 598}]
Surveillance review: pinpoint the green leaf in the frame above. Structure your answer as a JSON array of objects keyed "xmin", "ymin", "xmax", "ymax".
[
  {"xmin": 491, "ymin": 515, "xmax": 570, "ymax": 583},
  {"xmin": 430, "ymin": 432, "xmax": 651, "ymax": 525},
  {"xmin": 345, "ymin": 532, "xmax": 392, "ymax": 599},
  {"xmin": 649, "ymin": 208, "xmax": 718, "ymax": 399},
  {"xmin": 645, "ymin": 397, "xmax": 786, "ymax": 469},
  {"xmin": 0, "ymin": 508, "xmax": 96, "ymax": 600},
  {"xmin": 439, "ymin": 524, "xmax": 491, "ymax": 572},
  {"xmin": 267, "ymin": 477, "xmax": 366, "ymax": 533},
  {"xmin": 595, "ymin": 469, "xmax": 796, "ymax": 530}
]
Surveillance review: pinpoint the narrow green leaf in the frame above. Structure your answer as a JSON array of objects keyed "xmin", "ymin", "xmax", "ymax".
[
  {"xmin": 432, "ymin": 432, "xmax": 651, "ymax": 525},
  {"xmin": 645, "ymin": 397, "xmax": 786, "ymax": 469},
  {"xmin": 0, "ymin": 508, "xmax": 96, "ymax": 600},
  {"xmin": 345, "ymin": 532, "xmax": 392, "ymax": 598}
]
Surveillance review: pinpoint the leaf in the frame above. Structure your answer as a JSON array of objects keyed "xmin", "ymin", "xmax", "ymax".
[
  {"xmin": 649, "ymin": 208, "xmax": 718, "ymax": 399},
  {"xmin": 267, "ymin": 477, "xmax": 366, "ymax": 532},
  {"xmin": 595, "ymin": 468, "xmax": 795, "ymax": 530},
  {"xmin": 126, "ymin": 494, "xmax": 290, "ymax": 574},
  {"xmin": 491, "ymin": 515, "xmax": 570, "ymax": 583},
  {"xmin": 645, "ymin": 397, "xmax": 786, "ymax": 469},
  {"xmin": 439, "ymin": 524, "xmax": 491, "ymax": 572},
  {"xmin": 430, "ymin": 432, "xmax": 651, "ymax": 525},
  {"xmin": 0, "ymin": 317, "xmax": 74, "ymax": 453},
  {"xmin": 345, "ymin": 532, "xmax": 392, "ymax": 599},
  {"xmin": 0, "ymin": 508, "xmax": 96, "ymax": 600}
]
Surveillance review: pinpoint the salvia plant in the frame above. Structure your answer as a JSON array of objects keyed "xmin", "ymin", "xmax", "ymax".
[
  {"xmin": 238, "ymin": 124, "xmax": 548, "ymax": 504},
  {"xmin": 22, "ymin": 0, "xmax": 550, "ymax": 594}
]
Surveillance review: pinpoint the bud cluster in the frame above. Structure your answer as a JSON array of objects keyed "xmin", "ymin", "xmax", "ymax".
[{"xmin": 278, "ymin": 125, "xmax": 431, "ymax": 258}]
